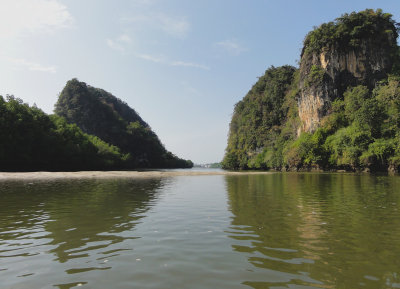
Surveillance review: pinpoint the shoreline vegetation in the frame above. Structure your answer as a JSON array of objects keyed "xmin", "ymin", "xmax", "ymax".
[{"xmin": 0, "ymin": 170, "xmax": 273, "ymax": 181}]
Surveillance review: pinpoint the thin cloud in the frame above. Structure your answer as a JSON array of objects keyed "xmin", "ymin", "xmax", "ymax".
[
  {"xmin": 216, "ymin": 39, "xmax": 246, "ymax": 56},
  {"xmin": 106, "ymin": 34, "xmax": 133, "ymax": 52},
  {"xmin": 121, "ymin": 13, "xmax": 190, "ymax": 38},
  {"xmin": 157, "ymin": 14, "xmax": 189, "ymax": 38},
  {"xmin": 0, "ymin": 0, "xmax": 73, "ymax": 38},
  {"xmin": 171, "ymin": 61, "xmax": 210, "ymax": 70},
  {"xmin": 106, "ymin": 39, "xmax": 124, "ymax": 52},
  {"xmin": 107, "ymin": 36, "xmax": 208, "ymax": 70},
  {"xmin": 9, "ymin": 58, "xmax": 56, "ymax": 73},
  {"xmin": 118, "ymin": 34, "xmax": 132, "ymax": 43},
  {"xmin": 129, "ymin": 0, "xmax": 155, "ymax": 7},
  {"xmin": 181, "ymin": 81, "xmax": 202, "ymax": 97},
  {"xmin": 136, "ymin": 53, "xmax": 165, "ymax": 63},
  {"xmin": 135, "ymin": 53, "xmax": 209, "ymax": 70}
]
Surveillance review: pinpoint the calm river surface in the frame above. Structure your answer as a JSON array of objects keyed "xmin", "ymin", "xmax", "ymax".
[{"xmin": 1, "ymin": 172, "xmax": 400, "ymax": 288}]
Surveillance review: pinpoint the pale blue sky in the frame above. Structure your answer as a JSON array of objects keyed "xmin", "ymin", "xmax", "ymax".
[{"xmin": 1, "ymin": 0, "xmax": 400, "ymax": 163}]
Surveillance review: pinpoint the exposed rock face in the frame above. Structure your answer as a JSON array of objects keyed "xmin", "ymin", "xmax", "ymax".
[{"xmin": 298, "ymin": 38, "xmax": 395, "ymax": 133}]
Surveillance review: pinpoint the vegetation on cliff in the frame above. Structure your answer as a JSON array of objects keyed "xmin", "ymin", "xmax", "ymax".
[
  {"xmin": 302, "ymin": 9, "xmax": 399, "ymax": 56},
  {"xmin": 223, "ymin": 9, "xmax": 400, "ymax": 173},
  {"xmin": 223, "ymin": 66, "xmax": 298, "ymax": 170}
]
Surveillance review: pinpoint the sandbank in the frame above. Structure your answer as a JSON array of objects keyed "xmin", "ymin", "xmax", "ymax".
[{"xmin": 0, "ymin": 170, "xmax": 273, "ymax": 181}]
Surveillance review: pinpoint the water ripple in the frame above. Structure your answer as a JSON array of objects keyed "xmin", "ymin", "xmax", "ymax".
[{"xmin": 1, "ymin": 174, "xmax": 400, "ymax": 288}]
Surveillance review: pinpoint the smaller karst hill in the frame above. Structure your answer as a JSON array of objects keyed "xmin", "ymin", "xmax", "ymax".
[{"xmin": 55, "ymin": 78, "xmax": 192, "ymax": 169}]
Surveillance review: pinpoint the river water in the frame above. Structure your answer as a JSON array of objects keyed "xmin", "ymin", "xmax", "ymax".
[{"xmin": 1, "ymin": 172, "xmax": 400, "ymax": 288}]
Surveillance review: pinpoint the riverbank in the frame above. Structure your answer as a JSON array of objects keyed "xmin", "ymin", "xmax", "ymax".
[{"xmin": 0, "ymin": 170, "xmax": 273, "ymax": 181}]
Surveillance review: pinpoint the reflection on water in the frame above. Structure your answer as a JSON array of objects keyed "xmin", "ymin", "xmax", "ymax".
[
  {"xmin": 1, "ymin": 173, "xmax": 400, "ymax": 288},
  {"xmin": 0, "ymin": 178, "xmax": 163, "ymax": 289},
  {"xmin": 225, "ymin": 173, "xmax": 400, "ymax": 289}
]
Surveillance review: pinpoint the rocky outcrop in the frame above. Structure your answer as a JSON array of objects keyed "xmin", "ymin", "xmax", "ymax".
[
  {"xmin": 55, "ymin": 79, "xmax": 193, "ymax": 168},
  {"xmin": 298, "ymin": 34, "xmax": 396, "ymax": 133}
]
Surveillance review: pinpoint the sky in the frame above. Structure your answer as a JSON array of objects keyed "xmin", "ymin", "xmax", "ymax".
[{"xmin": 1, "ymin": 0, "xmax": 400, "ymax": 164}]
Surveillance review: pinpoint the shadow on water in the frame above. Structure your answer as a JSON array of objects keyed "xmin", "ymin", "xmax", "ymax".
[
  {"xmin": 225, "ymin": 173, "xmax": 400, "ymax": 289},
  {"xmin": 0, "ymin": 177, "xmax": 164, "ymax": 288}
]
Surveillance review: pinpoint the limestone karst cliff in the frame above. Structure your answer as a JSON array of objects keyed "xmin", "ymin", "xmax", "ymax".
[
  {"xmin": 223, "ymin": 9, "xmax": 400, "ymax": 172},
  {"xmin": 298, "ymin": 9, "xmax": 398, "ymax": 132}
]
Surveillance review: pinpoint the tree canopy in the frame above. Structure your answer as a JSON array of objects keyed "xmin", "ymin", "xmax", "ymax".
[{"xmin": 302, "ymin": 9, "xmax": 399, "ymax": 56}]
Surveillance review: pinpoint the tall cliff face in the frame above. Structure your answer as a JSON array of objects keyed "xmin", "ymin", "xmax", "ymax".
[{"xmin": 298, "ymin": 9, "xmax": 399, "ymax": 133}]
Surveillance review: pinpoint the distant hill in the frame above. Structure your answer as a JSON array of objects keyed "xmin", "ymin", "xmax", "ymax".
[
  {"xmin": 194, "ymin": 162, "xmax": 222, "ymax": 168},
  {"xmin": 55, "ymin": 78, "xmax": 192, "ymax": 169}
]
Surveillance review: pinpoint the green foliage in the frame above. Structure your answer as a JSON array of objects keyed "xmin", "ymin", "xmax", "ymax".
[
  {"xmin": 304, "ymin": 65, "xmax": 325, "ymax": 87},
  {"xmin": 360, "ymin": 138, "xmax": 395, "ymax": 168},
  {"xmin": 283, "ymin": 129, "xmax": 327, "ymax": 169},
  {"xmin": 222, "ymin": 65, "xmax": 297, "ymax": 170},
  {"xmin": 247, "ymin": 149, "xmax": 268, "ymax": 170},
  {"xmin": 324, "ymin": 124, "xmax": 372, "ymax": 169},
  {"xmin": 303, "ymin": 9, "xmax": 399, "ymax": 55},
  {"xmin": 322, "ymin": 99, "xmax": 348, "ymax": 133},
  {"xmin": 343, "ymin": 85, "xmax": 386, "ymax": 137},
  {"xmin": 343, "ymin": 85, "xmax": 370, "ymax": 121},
  {"xmin": 391, "ymin": 46, "xmax": 400, "ymax": 75},
  {"xmin": 222, "ymin": 151, "xmax": 240, "ymax": 170},
  {"xmin": 374, "ymin": 75, "xmax": 400, "ymax": 136}
]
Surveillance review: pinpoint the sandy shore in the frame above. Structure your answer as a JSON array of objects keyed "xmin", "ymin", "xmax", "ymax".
[{"xmin": 0, "ymin": 170, "xmax": 273, "ymax": 181}]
